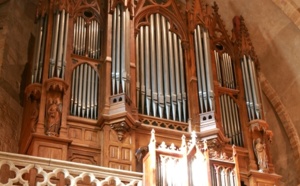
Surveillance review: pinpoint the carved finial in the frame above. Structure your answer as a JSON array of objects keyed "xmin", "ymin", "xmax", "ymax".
[
  {"xmin": 232, "ymin": 145, "xmax": 237, "ymax": 157},
  {"xmin": 169, "ymin": 143, "xmax": 176, "ymax": 151},
  {"xmin": 150, "ymin": 129, "xmax": 156, "ymax": 143},
  {"xmin": 159, "ymin": 141, "xmax": 167, "ymax": 149},
  {"xmin": 203, "ymin": 140, "xmax": 208, "ymax": 150},
  {"xmin": 180, "ymin": 135, "xmax": 187, "ymax": 152},
  {"xmin": 191, "ymin": 130, "xmax": 197, "ymax": 145}
]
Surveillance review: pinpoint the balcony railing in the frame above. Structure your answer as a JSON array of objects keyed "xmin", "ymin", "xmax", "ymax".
[{"xmin": 0, "ymin": 151, "xmax": 143, "ymax": 186}]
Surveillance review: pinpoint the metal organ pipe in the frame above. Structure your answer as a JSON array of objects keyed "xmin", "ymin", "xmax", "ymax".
[
  {"xmin": 145, "ymin": 26, "xmax": 151, "ymax": 116},
  {"xmin": 248, "ymin": 56, "xmax": 261, "ymax": 119},
  {"xmin": 32, "ymin": 15, "xmax": 48, "ymax": 83},
  {"xmin": 194, "ymin": 26, "xmax": 215, "ymax": 113},
  {"xmin": 150, "ymin": 14, "xmax": 158, "ymax": 117},
  {"xmin": 168, "ymin": 22, "xmax": 177, "ymax": 120},
  {"xmin": 136, "ymin": 14, "xmax": 188, "ymax": 122},
  {"xmin": 70, "ymin": 64, "xmax": 99, "ymax": 119},
  {"xmin": 48, "ymin": 10, "xmax": 69, "ymax": 79},
  {"xmin": 161, "ymin": 16, "xmax": 171, "ymax": 120},
  {"xmin": 111, "ymin": 4, "xmax": 130, "ymax": 95},
  {"xmin": 220, "ymin": 95, "xmax": 243, "ymax": 146},
  {"xmin": 155, "ymin": 13, "xmax": 164, "ymax": 118}
]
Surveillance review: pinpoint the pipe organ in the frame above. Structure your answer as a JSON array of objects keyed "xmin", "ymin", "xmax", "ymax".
[
  {"xmin": 19, "ymin": 0, "xmax": 281, "ymax": 185},
  {"xmin": 136, "ymin": 13, "xmax": 187, "ymax": 122}
]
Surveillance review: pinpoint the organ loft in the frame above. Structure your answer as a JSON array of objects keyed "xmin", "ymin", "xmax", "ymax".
[{"xmin": 0, "ymin": 0, "xmax": 286, "ymax": 185}]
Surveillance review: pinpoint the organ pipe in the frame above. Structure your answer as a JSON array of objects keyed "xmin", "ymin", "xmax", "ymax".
[
  {"xmin": 241, "ymin": 55, "xmax": 262, "ymax": 120},
  {"xmin": 111, "ymin": 4, "xmax": 130, "ymax": 96},
  {"xmin": 32, "ymin": 15, "xmax": 48, "ymax": 83},
  {"xmin": 136, "ymin": 13, "xmax": 188, "ymax": 122},
  {"xmin": 194, "ymin": 26, "xmax": 215, "ymax": 113},
  {"xmin": 48, "ymin": 10, "xmax": 69, "ymax": 79},
  {"xmin": 70, "ymin": 64, "xmax": 99, "ymax": 119},
  {"xmin": 220, "ymin": 95, "xmax": 243, "ymax": 146}
]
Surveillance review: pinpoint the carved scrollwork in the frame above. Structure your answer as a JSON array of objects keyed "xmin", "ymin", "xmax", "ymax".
[{"xmin": 110, "ymin": 122, "xmax": 130, "ymax": 141}]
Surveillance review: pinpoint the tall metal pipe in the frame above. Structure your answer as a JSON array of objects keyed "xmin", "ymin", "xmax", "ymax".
[
  {"xmin": 155, "ymin": 13, "xmax": 164, "ymax": 118},
  {"xmin": 77, "ymin": 64, "xmax": 83, "ymax": 116},
  {"xmin": 74, "ymin": 66, "xmax": 79, "ymax": 116},
  {"xmin": 139, "ymin": 27, "xmax": 145, "ymax": 114},
  {"xmin": 50, "ymin": 12, "xmax": 60, "ymax": 78},
  {"xmin": 150, "ymin": 14, "xmax": 158, "ymax": 117},
  {"xmin": 179, "ymin": 39, "xmax": 187, "ymax": 122},
  {"xmin": 56, "ymin": 10, "xmax": 65, "ymax": 78},
  {"xmin": 241, "ymin": 58, "xmax": 251, "ymax": 120},
  {"xmin": 87, "ymin": 65, "xmax": 91, "ymax": 118},
  {"xmin": 111, "ymin": 9, "xmax": 117, "ymax": 95},
  {"xmin": 136, "ymin": 33, "xmax": 141, "ymax": 113},
  {"xmin": 91, "ymin": 67, "xmax": 95, "ymax": 119},
  {"xmin": 194, "ymin": 26, "xmax": 204, "ymax": 113},
  {"xmin": 173, "ymin": 33, "xmax": 182, "ymax": 121},
  {"xmin": 145, "ymin": 26, "xmax": 151, "ymax": 116},
  {"xmin": 161, "ymin": 16, "xmax": 170, "ymax": 120},
  {"xmin": 115, "ymin": 5, "xmax": 121, "ymax": 94},
  {"xmin": 62, "ymin": 12, "xmax": 69, "ymax": 78},
  {"xmin": 168, "ymin": 22, "xmax": 176, "ymax": 120},
  {"xmin": 249, "ymin": 56, "xmax": 261, "ymax": 119},
  {"xmin": 82, "ymin": 64, "xmax": 88, "ymax": 117},
  {"xmin": 120, "ymin": 5, "xmax": 126, "ymax": 93},
  {"xmin": 203, "ymin": 30, "xmax": 214, "ymax": 111},
  {"xmin": 94, "ymin": 74, "xmax": 98, "ymax": 118},
  {"xmin": 214, "ymin": 51, "xmax": 222, "ymax": 85}
]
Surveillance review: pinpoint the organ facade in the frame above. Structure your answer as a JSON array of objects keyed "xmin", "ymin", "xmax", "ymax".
[{"xmin": 15, "ymin": 0, "xmax": 282, "ymax": 185}]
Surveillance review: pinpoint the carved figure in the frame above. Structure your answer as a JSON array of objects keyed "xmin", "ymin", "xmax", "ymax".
[
  {"xmin": 46, "ymin": 101, "xmax": 62, "ymax": 136},
  {"xmin": 30, "ymin": 100, "xmax": 39, "ymax": 132},
  {"xmin": 254, "ymin": 138, "xmax": 268, "ymax": 172}
]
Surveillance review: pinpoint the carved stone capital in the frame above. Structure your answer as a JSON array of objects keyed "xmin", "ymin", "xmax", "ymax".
[
  {"xmin": 45, "ymin": 78, "xmax": 69, "ymax": 93},
  {"xmin": 110, "ymin": 122, "xmax": 130, "ymax": 141},
  {"xmin": 25, "ymin": 83, "xmax": 42, "ymax": 101},
  {"xmin": 249, "ymin": 119, "xmax": 269, "ymax": 132}
]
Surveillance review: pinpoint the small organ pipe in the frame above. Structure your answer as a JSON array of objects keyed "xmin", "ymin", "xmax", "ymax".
[
  {"xmin": 74, "ymin": 66, "xmax": 79, "ymax": 116},
  {"xmin": 115, "ymin": 5, "xmax": 121, "ymax": 94},
  {"xmin": 214, "ymin": 51, "xmax": 222, "ymax": 85},
  {"xmin": 38, "ymin": 15, "xmax": 48, "ymax": 82},
  {"xmin": 145, "ymin": 26, "xmax": 151, "ymax": 115},
  {"xmin": 230, "ymin": 98, "xmax": 239, "ymax": 145},
  {"xmin": 78, "ymin": 64, "xmax": 83, "ymax": 116},
  {"xmin": 220, "ymin": 96, "xmax": 228, "ymax": 137},
  {"xmin": 168, "ymin": 22, "xmax": 177, "ymax": 120},
  {"xmin": 71, "ymin": 68, "xmax": 76, "ymax": 114},
  {"xmin": 179, "ymin": 39, "xmax": 187, "ymax": 122},
  {"xmin": 111, "ymin": 10, "xmax": 117, "ymax": 95},
  {"xmin": 34, "ymin": 18, "xmax": 43, "ymax": 83},
  {"xmin": 173, "ymin": 33, "xmax": 182, "ymax": 121},
  {"xmin": 203, "ymin": 30, "xmax": 214, "ymax": 111},
  {"xmin": 94, "ymin": 75, "xmax": 98, "ymax": 118},
  {"xmin": 140, "ymin": 27, "xmax": 145, "ymax": 114},
  {"xmin": 243, "ymin": 55, "xmax": 255, "ymax": 119},
  {"xmin": 82, "ymin": 64, "xmax": 88, "ymax": 117},
  {"xmin": 62, "ymin": 13, "xmax": 69, "ymax": 78},
  {"xmin": 136, "ymin": 33, "xmax": 140, "ymax": 113},
  {"xmin": 198, "ymin": 27, "xmax": 208, "ymax": 112},
  {"xmin": 87, "ymin": 65, "xmax": 91, "ymax": 118},
  {"xmin": 121, "ymin": 5, "xmax": 126, "ymax": 93},
  {"xmin": 56, "ymin": 9, "xmax": 65, "ymax": 78},
  {"xmin": 194, "ymin": 26, "xmax": 204, "ymax": 112},
  {"xmin": 50, "ymin": 12, "xmax": 60, "ymax": 78},
  {"xmin": 241, "ymin": 58, "xmax": 251, "ymax": 119},
  {"xmin": 91, "ymin": 68, "xmax": 95, "ymax": 119},
  {"xmin": 234, "ymin": 102, "xmax": 243, "ymax": 146},
  {"xmin": 249, "ymin": 57, "xmax": 261, "ymax": 119},
  {"xmin": 155, "ymin": 13, "xmax": 164, "ymax": 118},
  {"xmin": 150, "ymin": 14, "xmax": 158, "ymax": 117},
  {"xmin": 161, "ymin": 16, "xmax": 171, "ymax": 120}
]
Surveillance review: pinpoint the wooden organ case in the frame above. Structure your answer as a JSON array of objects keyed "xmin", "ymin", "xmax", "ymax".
[{"xmin": 19, "ymin": 0, "xmax": 281, "ymax": 185}]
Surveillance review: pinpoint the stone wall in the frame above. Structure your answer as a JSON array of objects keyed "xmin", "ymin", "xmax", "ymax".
[{"xmin": 0, "ymin": 0, "xmax": 36, "ymax": 152}]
